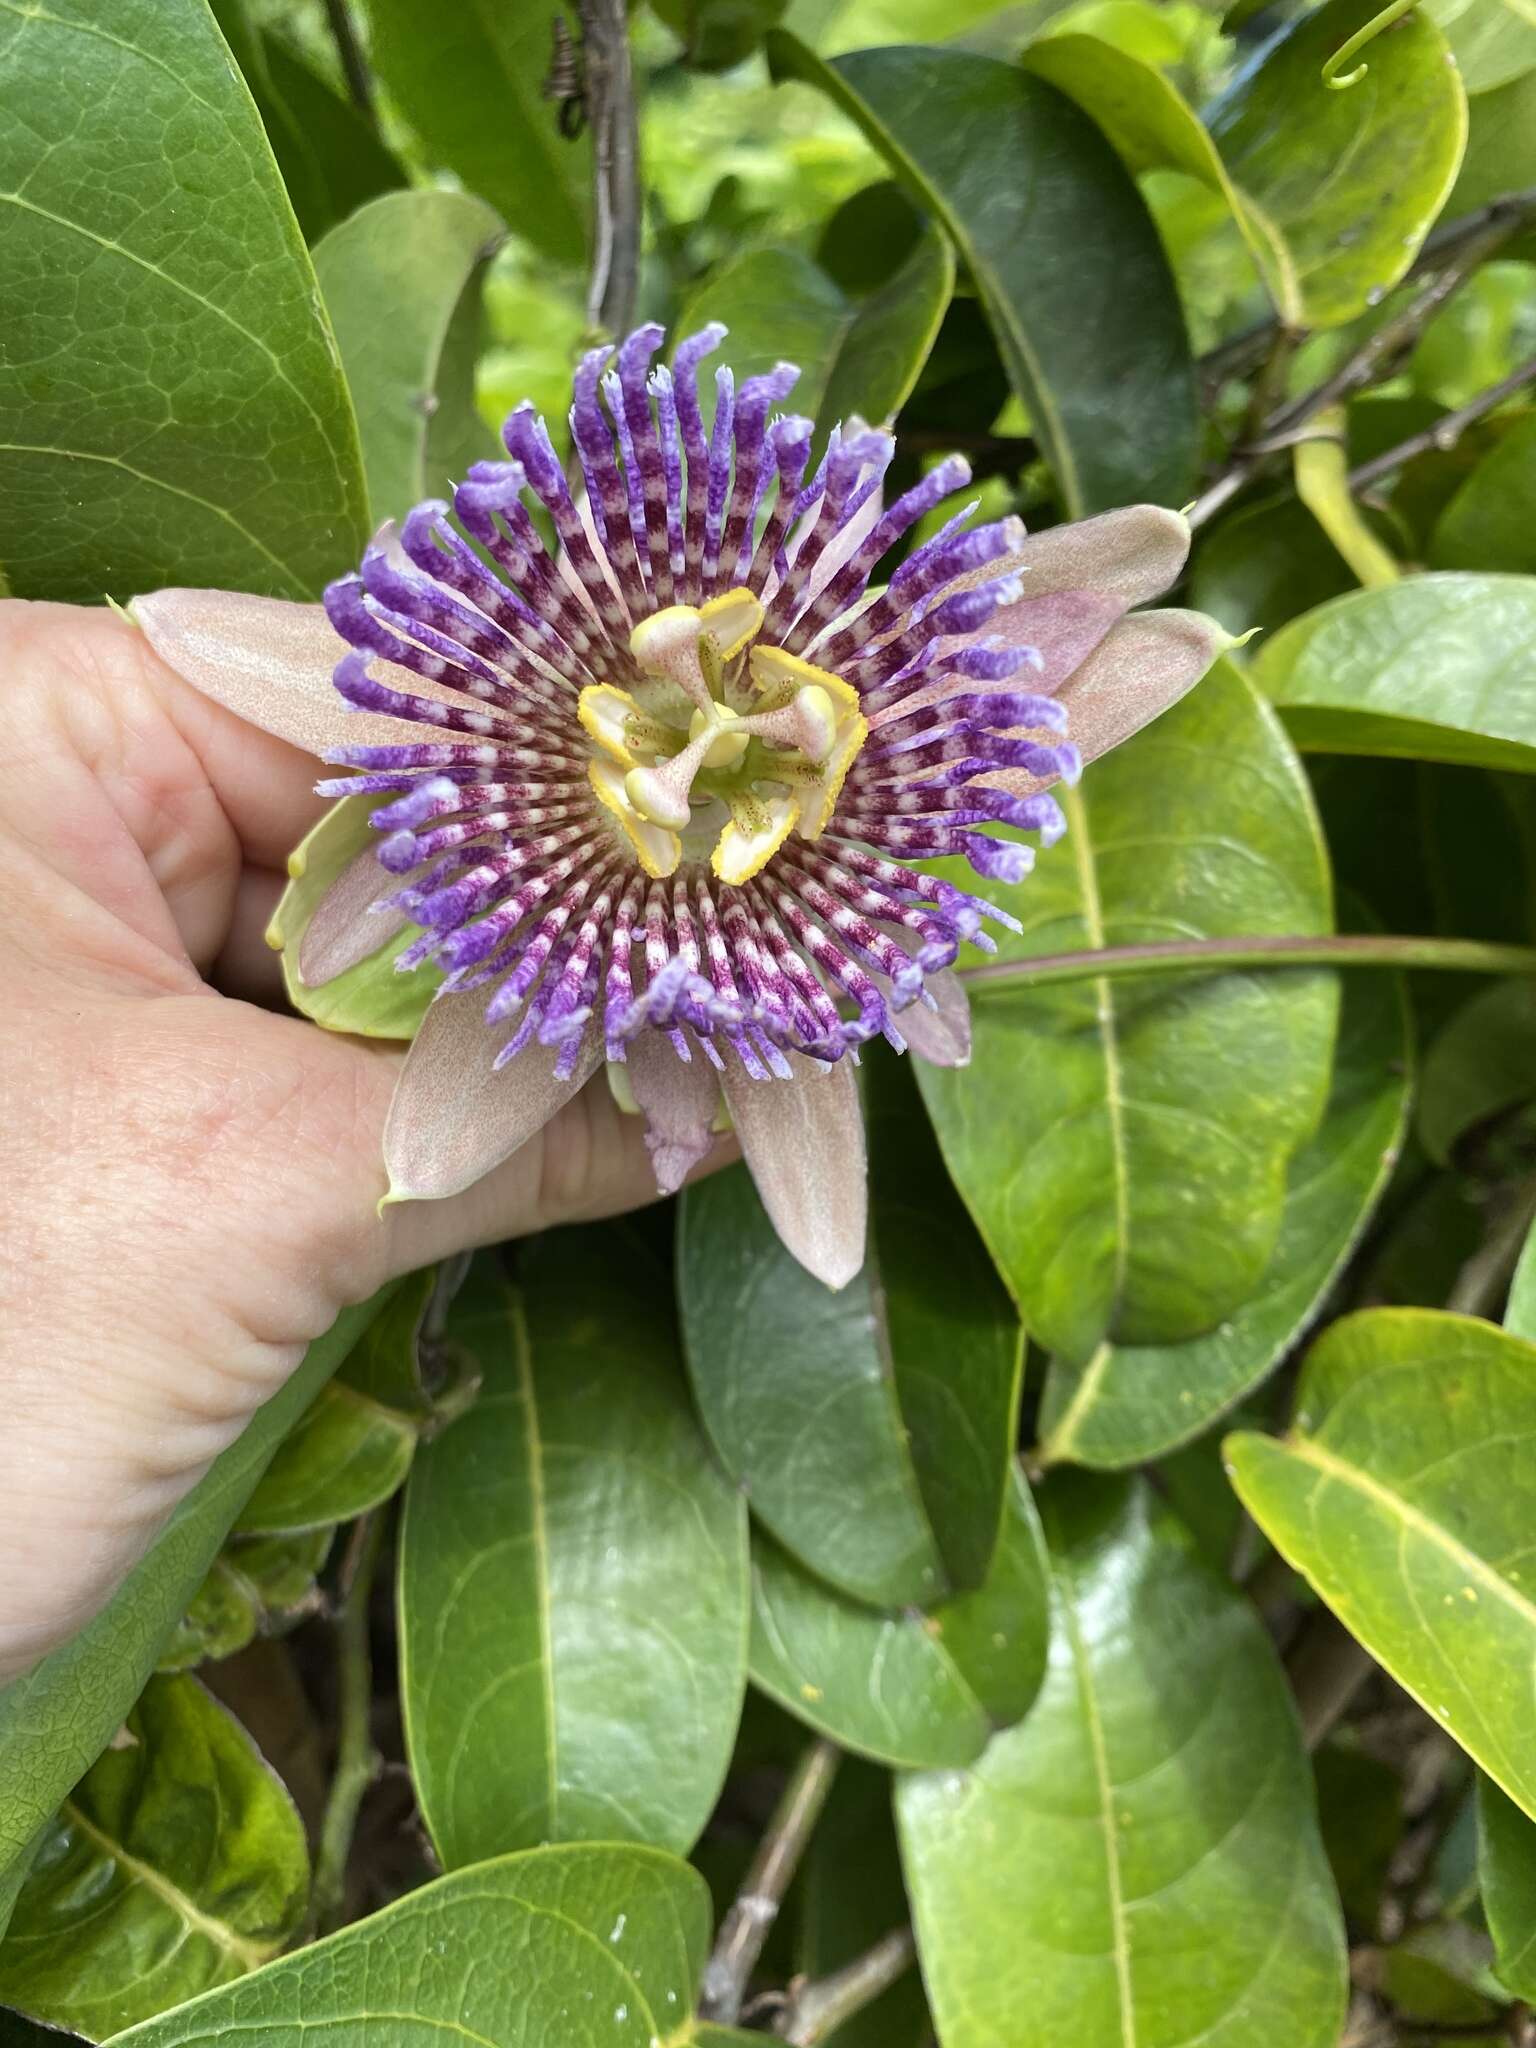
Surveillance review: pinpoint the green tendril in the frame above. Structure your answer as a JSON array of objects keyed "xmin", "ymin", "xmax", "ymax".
[{"xmin": 1322, "ymin": 0, "xmax": 1419, "ymax": 87}]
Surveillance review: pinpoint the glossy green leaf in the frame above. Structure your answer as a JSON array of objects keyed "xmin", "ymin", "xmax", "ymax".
[
  {"xmin": 313, "ymin": 190, "xmax": 502, "ymax": 525},
  {"xmin": 0, "ymin": 0, "xmax": 368, "ymax": 602},
  {"xmin": 107, "ymin": 1845, "xmax": 718, "ymax": 2046},
  {"xmin": 237, "ymin": 1269, "xmax": 444, "ymax": 1535},
  {"xmin": 1038, "ymin": 968, "xmax": 1410, "ymax": 1468},
  {"xmin": 267, "ymin": 797, "xmax": 440, "ymax": 1041},
  {"xmin": 1227, "ymin": 1309, "xmax": 1536, "ymax": 1822},
  {"xmin": 1479, "ymin": 1777, "xmax": 1536, "ymax": 1999},
  {"xmin": 157, "ymin": 1529, "xmax": 332, "ymax": 1674},
  {"xmin": 0, "ymin": 1287, "xmax": 396, "ymax": 1939},
  {"xmin": 0, "ymin": 1677, "xmax": 307, "ymax": 2038},
  {"xmin": 675, "ymin": 229, "xmax": 952, "ymax": 440},
  {"xmin": 1427, "ymin": 0, "xmax": 1536, "ymax": 92},
  {"xmin": 748, "ymin": 1471, "xmax": 1050, "ymax": 1768},
  {"xmin": 363, "ymin": 0, "xmax": 587, "ymax": 265},
  {"xmin": 1505, "ymin": 1212, "xmax": 1536, "ymax": 1339},
  {"xmin": 400, "ymin": 1233, "xmax": 748, "ymax": 1867},
  {"xmin": 680, "ymin": 1063, "xmax": 1023, "ymax": 1610},
  {"xmin": 898, "ymin": 1476, "xmax": 1347, "ymax": 2048},
  {"xmin": 209, "ymin": 1, "xmax": 403, "ymax": 243},
  {"xmin": 1253, "ymin": 575, "xmax": 1536, "ymax": 773},
  {"xmin": 796, "ymin": 1763, "xmax": 929, "ymax": 2048},
  {"xmin": 1417, "ymin": 979, "xmax": 1536, "ymax": 1163},
  {"xmin": 1452, "ymin": 66, "xmax": 1536, "ymax": 211},
  {"xmin": 1191, "ymin": 494, "xmax": 1366, "ymax": 643},
  {"xmin": 1432, "ymin": 412, "xmax": 1536, "ymax": 575},
  {"xmin": 919, "ymin": 659, "xmax": 1337, "ymax": 1364},
  {"xmin": 767, "ymin": 34, "xmax": 1198, "ymax": 512},
  {"xmin": 1204, "ymin": 0, "xmax": 1466, "ymax": 329}
]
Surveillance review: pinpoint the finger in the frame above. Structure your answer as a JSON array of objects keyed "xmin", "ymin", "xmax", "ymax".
[{"xmin": 210, "ymin": 867, "xmax": 287, "ymax": 1005}]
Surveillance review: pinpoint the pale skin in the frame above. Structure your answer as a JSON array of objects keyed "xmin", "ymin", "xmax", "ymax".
[{"xmin": 0, "ymin": 599, "xmax": 730, "ymax": 1686}]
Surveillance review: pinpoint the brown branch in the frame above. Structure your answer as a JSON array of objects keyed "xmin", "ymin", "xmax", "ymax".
[
  {"xmin": 774, "ymin": 1927, "xmax": 918, "ymax": 2044},
  {"xmin": 1287, "ymin": 1608, "xmax": 1380, "ymax": 1750},
  {"xmin": 576, "ymin": 0, "xmax": 640, "ymax": 338},
  {"xmin": 1349, "ymin": 357, "xmax": 1536, "ymax": 492},
  {"xmin": 321, "ymin": 0, "xmax": 375, "ymax": 120},
  {"xmin": 698, "ymin": 1740, "xmax": 842, "ymax": 2025}
]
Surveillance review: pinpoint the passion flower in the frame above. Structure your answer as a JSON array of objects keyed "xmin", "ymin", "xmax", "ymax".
[{"xmin": 136, "ymin": 323, "xmax": 1225, "ymax": 1287}]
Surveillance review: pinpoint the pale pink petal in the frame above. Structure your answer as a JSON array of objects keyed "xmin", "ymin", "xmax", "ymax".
[
  {"xmin": 894, "ymin": 970, "xmax": 972, "ymax": 1068},
  {"xmin": 1054, "ymin": 607, "xmax": 1228, "ymax": 767},
  {"xmin": 298, "ymin": 849, "xmax": 415, "ymax": 988},
  {"xmin": 626, "ymin": 1033, "xmax": 723, "ymax": 1194},
  {"xmin": 384, "ymin": 993, "xmax": 602, "ymax": 1202},
  {"xmin": 997, "ymin": 503, "xmax": 1191, "ymax": 605},
  {"xmin": 131, "ymin": 589, "xmax": 488, "ymax": 760},
  {"xmin": 721, "ymin": 1051, "xmax": 867, "ymax": 1290}
]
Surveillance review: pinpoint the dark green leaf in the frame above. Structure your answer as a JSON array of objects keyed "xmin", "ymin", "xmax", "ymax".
[
  {"xmin": 0, "ymin": 2010, "xmax": 88, "ymax": 2044},
  {"xmin": 767, "ymin": 34, "xmax": 1198, "ymax": 511},
  {"xmin": 1191, "ymin": 494, "xmax": 1367, "ymax": 642},
  {"xmin": 654, "ymin": 0, "xmax": 789, "ymax": 70},
  {"xmin": 209, "ymin": 1, "xmax": 403, "ymax": 243},
  {"xmin": 1202, "ymin": 0, "xmax": 1465, "ymax": 328},
  {"xmin": 1417, "ymin": 979, "xmax": 1536, "ymax": 1163},
  {"xmin": 1252, "ymin": 575, "xmax": 1536, "ymax": 772},
  {"xmin": 1479, "ymin": 1776, "xmax": 1536, "ymax": 1999},
  {"xmin": 748, "ymin": 1471, "xmax": 1049, "ymax": 1768},
  {"xmin": 157, "ymin": 1529, "xmax": 332, "ymax": 1674},
  {"xmin": 795, "ymin": 1763, "xmax": 929, "ymax": 2048},
  {"xmin": 0, "ymin": 0, "xmax": 369, "ymax": 600},
  {"xmin": 1451, "ymin": 68, "xmax": 1536, "ymax": 212},
  {"xmin": 1314, "ymin": 1741, "xmax": 1404, "ymax": 1928},
  {"xmin": 236, "ymin": 1270, "xmax": 445, "ymax": 1535},
  {"xmin": 105, "ymin": 1845, "xmax": 714, "ymax": 2046},
  {"xmin": 918, "ymin": 659, "xmax": 1337, "ymax": 1363},
  {"xmin": 399, "ymin": 1235, "xmax": 748, "ymax": 1866},
  {"xmin": 1037, "ymin": 968, "xmax": 1410, "ymax": 1467},
  {"xmin": 0, "ymin": 1288, "xmax": 396, "ymax": 1939},
  {"xmin": 897, "ymin": 1476, "xmax": 1347, "ymax": 2048},
  {"xmin": 1432, "ymin": 412, "xmax": 1536, "ymax": 575},
  {"xmin": 1227, "ymin": 1309, "xmax": 1536, "ymax": 1821},
  {"xmin": 1505, "ymin": 1213, "xmax": 1536, "ymax": 1339},
  {"xmin": 675, "ymin": 228, "xmax": 953, "ymax": 441},
  {"xmin": 313, "ymin": 190, "xmax": 503, "ymax": 525},
  {"xmin": 363, "ymin": 0, "xmax": 587, "ymax": 265},
  {"xmin": 0, "ymin": 1677, "xmax": 307, "ymax": 2037},
  {"xmin": 680, "ymin": 1066, "xmax": 1023, "ymax": 1609}
]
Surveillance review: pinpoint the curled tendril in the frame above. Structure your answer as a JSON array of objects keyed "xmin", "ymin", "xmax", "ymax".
[{"xmin": 1322, "ymin": 0, "xmax": 1420, "ymax": 86}]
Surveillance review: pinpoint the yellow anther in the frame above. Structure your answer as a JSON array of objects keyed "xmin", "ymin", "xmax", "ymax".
[
  {"xmin": 711, "ymin": 788, "xmax": 800, "ymax": 885},
  {"xmin": 796, "ymin": 714, "xmax": 869, "ymax": 840},
  {"xmin": 749, "ymin": 644, "xmax": 860, "ymax": 712},
  {"xmin": 577, "ymin": 683, "xmax": 645, "ymax": 766},
  {"xmin": 698, "ymin": 587, "xmax": 764, "ymax": 663},
  {"xmin": 588, "ymin": 759, "xmax": 681, "ymax": 879}
]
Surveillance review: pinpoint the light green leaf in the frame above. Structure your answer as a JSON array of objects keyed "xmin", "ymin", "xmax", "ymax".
[
  {"xmin": 1204, "ymin": 0, "xmax": 1466, "ymax": 329},
  {"xmin": 680, "ymin": 1059, "xmax": 1023, "ymax": 1609},
  {"xmin": 0, "ymin": 1287, "xmax": 397, "ymax": 1939},
  {"xmin": 1227, "ymin": 1309, "xmax": 1536, "ymax": 1821},
  {"xmin": 1252, "ymin": 575, "xmax": 1536, "ymax": 773},
  {"xmin": 157, "ymin": 1529, "xmax": 332, "ymax": 1674},
  {"xmin": 106, "ymin": 1844, "xmax": 715, "ymax": 2046},
  {"xmin": 675, "ymin": 229, "xmax": 953, "ymax": 440},
  {"xmin": 0, "ymin": 1677, "xmax": 307, "ymax": 2039},
  {"xmin": 400, "ymin": 1232, "xmax": 748, "ymax": 1867},
  {"xmin": 766, "ymin": 34, "xmax": 1198, "ymax": 512},
  {"xmin": 1038, "ymin": 966, "xmax": 1410, "ymax": 1468},
  {"xmin": 1505, "ymin": 1212, "xmax": 1536, "ymax": 1339},
  {"xmin": 1480, "ymin": 1776, "xmax": 1536, "ymax": 1999},
  {"xmin": 362, "ymin": 0, "xmax": 587, "ymax": 265},
  {"xmin": 266, "ymin": 796, "xmax": 440, "ymax": 1041},
  {"xmin": 1432, "ymin": 412, "xmax": 1536, "ymax": 575},
  {"xmin": 1417, "ymin": 978, "xmax": 1536, "ymax": 1164},
  {"xmin": 748, "ymin": 1470, "xmax": 1049, "ymax": 1769},
  {"xmin": 1426, "ymin": 0, "xmax": 1536, "ymax": 93},
  {"xmin": 236, "ymin": 1269, "xmax": 446, "ymax": 1535},
  {"xmin": 313, "ymin": 190, "xmax": 503, "ymax": 525},
  {"xmin": 0, "ymin": 0, "xmax": 369, "ymax": 601},
  {"xmin": 918, "ymin": 659, "xmax": 1337, "ymax": 1364},
  {"xmin": 897, "ymin": 1476, "xmax": 1347, "ymax": 2048}
]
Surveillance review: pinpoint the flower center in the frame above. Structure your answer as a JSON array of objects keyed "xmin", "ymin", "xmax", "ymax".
[{"xmin": 577, "ymin": 587, "xmax": 868, "ymax": 886}]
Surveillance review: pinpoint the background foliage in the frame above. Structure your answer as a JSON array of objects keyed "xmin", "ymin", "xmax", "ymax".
[{"xmin": 2, "ymin": 0, "xmax": 1536, "ymax": 2040}]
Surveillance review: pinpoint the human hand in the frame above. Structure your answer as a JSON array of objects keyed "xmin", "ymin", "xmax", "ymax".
[{"xmin": 0, "ymin": 599, "xmax": 715, "ymax": 1684}]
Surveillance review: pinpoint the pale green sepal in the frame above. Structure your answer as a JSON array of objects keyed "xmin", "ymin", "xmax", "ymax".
[{"xmin": 268, "ymin": 795, "xmax": 440, "ymax": 1040}]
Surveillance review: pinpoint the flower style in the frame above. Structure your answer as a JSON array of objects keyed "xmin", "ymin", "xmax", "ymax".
[{"xmin": 135, "ymin": 323, "xmax": 1225, "ymax": 1288}]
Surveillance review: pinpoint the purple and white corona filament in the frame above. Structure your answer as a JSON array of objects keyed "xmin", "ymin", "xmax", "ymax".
[
  {"xmin": 319, "ymin": 323, "xmax": 1074, "ymax": 1092},
  {"xmin": 134, "ymin": 323, "xmax": 1224, "ymax": 1288}
]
